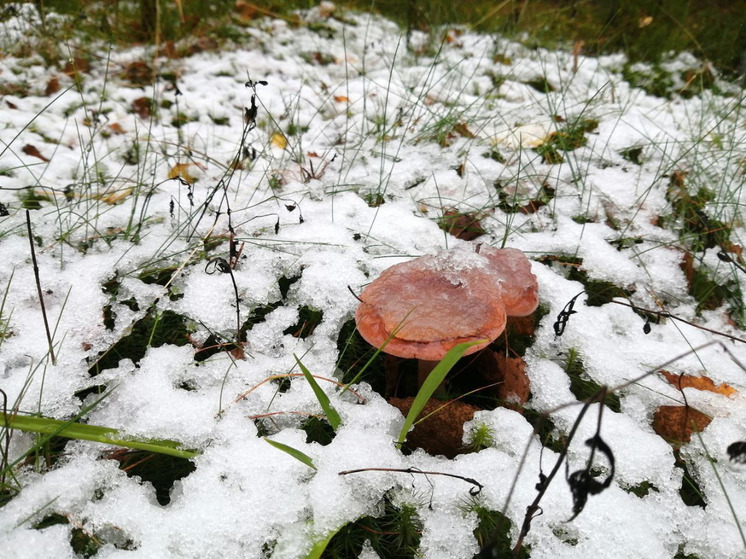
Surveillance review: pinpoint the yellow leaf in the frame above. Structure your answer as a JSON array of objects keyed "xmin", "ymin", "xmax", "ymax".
[
  {"xmin": 271, "ymin": 132, "xmax": 288, "ymax": 150},
  {"xmin": 661, "ymin": 370, "xmax": 738, "ymax": 397},
  {"xmin": 168, "ymin": 163, "xmax": 198, "ymax": 184},
  {"xmin": 99, "ymin": 188, "xmax": 132, "ymax": 205}
]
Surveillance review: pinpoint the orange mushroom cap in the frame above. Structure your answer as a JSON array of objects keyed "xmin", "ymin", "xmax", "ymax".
[
  {"xmin": 355, "ymin": 246, "xmax": 538, "ymax": 361},
  {"xmin": 479, "ymin": 246, "xmax": 539, "ymax": 316}
]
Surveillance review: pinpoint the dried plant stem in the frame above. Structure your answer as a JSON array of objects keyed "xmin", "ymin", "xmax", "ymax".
[
  {"xmin": 25, "ymin": 210, "xmax": 56, "ymax": 365},
  {"xmin": 0, "ymin": 388, "xmax": 10, "ymax": 485},
  {"xmin": 508, "ymin": 395, "xmax": 596, "ymax": 557},
  {"xmin": 338, "ymin": 467, "xmax": 483, "ymax": 495},
  {"xmin": 611, "ymin": 300, "xmax": 746, "ymax": 344}
]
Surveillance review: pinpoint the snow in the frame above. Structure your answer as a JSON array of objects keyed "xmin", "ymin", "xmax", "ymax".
[{"xmin": 1, "ymin": 3, "xmax": 746, "ymax": 558}]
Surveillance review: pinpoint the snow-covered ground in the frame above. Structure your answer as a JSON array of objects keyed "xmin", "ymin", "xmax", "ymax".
[{"xmin": 1, "ymin": 3, "xmax": 745, "ymax": 558}]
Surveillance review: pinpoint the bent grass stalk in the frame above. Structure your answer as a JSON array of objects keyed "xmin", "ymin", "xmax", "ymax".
[
  {"xmin": 397, "ymin": 339, "xmax": 486, "ymax": 446},
  {"xmin": 2, "ymin": 414, "xmax": 197, "ymax": 460},
  {"xmin": 294, "ymin": 354, "xmax": 342, "ymax": 430}
]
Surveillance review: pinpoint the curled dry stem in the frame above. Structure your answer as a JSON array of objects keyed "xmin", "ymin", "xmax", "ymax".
[{"xmin": 233, "ymin": 373, "xmax": 366, "ymax": 405}]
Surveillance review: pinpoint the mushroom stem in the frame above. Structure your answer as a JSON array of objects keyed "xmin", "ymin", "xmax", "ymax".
[{"xmin": 417, "ymin": 359, "xmax": 445, "ymax": 395}]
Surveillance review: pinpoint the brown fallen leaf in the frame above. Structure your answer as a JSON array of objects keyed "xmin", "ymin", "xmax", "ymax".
[
  {"xmin": 132, "ymin": 97, "xmax": 153, "ymax": 119},
  {"xmin": 494, "ymin": 353, "xmax": 531, "ymax": 406},
  {"xmin": 62, "ymin": 57, "xmax": 90, "ymax": 77},
  {"xmin": 388, "ymin": 397, "xmax": 479, "ymax": 458},
  {"xmin": 45, "ymin": 76, "xmax": 60, "ymax": 96},
  {"xmin": 121, "ymin": 61, "xmax": 155, "ymax": 86},
  {"xmin": 652, "ymin": 405, "xmax": 712, "ymax": 448},
  {"xmin": 661, "ymin": 370, "xmax": 737, "ymax": 397},
  {"xmin": 438, "ymin": 208, "xmax": 487, "ymax": 241},
  {"xmin": 108, "ymin": 122, "xmax": 126, "ymax": 135},
  {"xmin": 333, "ymin": 95, "xmax": 349, "ymax": 103},
  {"xmin": 22, "ymin": 144, "xmax": 49, "ymax": 162},
  {"xmin": 452, "ymin": 122, "xmax": 476, "ymax": 139}
]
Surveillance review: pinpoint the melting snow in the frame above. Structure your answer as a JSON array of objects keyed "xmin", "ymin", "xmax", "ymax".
[{"xmin": 0, "ymin": 3, "xmax": 745, "ymax": 558}]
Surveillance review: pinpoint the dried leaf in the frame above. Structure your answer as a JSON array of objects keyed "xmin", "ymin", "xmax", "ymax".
[
  {"xmin": 108, "ymin": 123, "xmax": 126, "ymax": 135},
  {"xmin": 121, "ymin": 61, "xmax": 155, "ymax": 86},
  {"xmin": 168, "ymin": 163, "xmax": 199, "ymax": 184},
  {"xmin": 45, "ymin": 76, "xmax": 60, "ymax": 96},
  {"xmin": 132, "ymin": 97, "xmax": 153, "ymax": 119},
  {"xmin": 333, "ymin": 95, "xmax": 349, "ymax": 103},
  {"xmin": 271, "ymin": 132, "xmax": 288, "ymax": 150},
  {"xmin": 452, "ymin": 122, "xmax": 475, "ymax": 139},
  {"xmin": 388, "ymin": 397, "xmax": 479, "ymax": 458},
  {"xmin": 660, "ymin": 370, "xmax": 737, "ymax": 397},
  {"xmin": 638, "ymin": 16, "xmax": 654, "ymax": 28},
  {"xmin": 494, "ymin": 353, "xmax": 531, "ymax": 405},
  {"xmin": 62, "ymin": 57, "xmax": 90, "ymax": 77},
  {"xmin": 438, "ymin": 208, "xmax": 487, "ymax": 241},
  {"xmin": 680, "ymin": 251, "xmax": 695, "ymax": 289},
  {"xmin": 22, "ymin": 144, "xmax": 49, "ymax": 162},
  {"xmin": 99, "ymin": 188, "xmax": 133, "ymax": 205},
  {"xmin": 652, "ymin": 405, "xmax": 712, "ymax": 448},
  {"xmin": 234, "ymin": 1, "xmax": 261, "ymax": 22}
]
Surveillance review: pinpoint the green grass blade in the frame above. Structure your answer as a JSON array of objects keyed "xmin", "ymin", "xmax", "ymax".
[
  {"xmin": 2, "ymin": 414, "xmax": 198, "ymax": 459},
  {"xmin": 304, "ymin": 526, "xmax": 341, "ymax": 559},
  {"xmin": 396, "ymin": 340, "xmax": 486, "ymax": 446},
  {"xmin": 294, "ymin": 354, "xmax": 342, "ymax": 430},
  {"xmin": 264, "ymin": 437, "xmax": 316, "ymax": 470}
]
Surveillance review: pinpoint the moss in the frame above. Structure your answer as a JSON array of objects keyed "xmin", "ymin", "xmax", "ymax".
[
  {"xmin": 466, "ymin": 422, "xmax": 495, "ymax": 452},
  {"xmin": 301, "ymin": 416, "xmax": 336, "ymax": 446},
  {"xmin": 335, "ymin": 318, "xmax": 386, "ymax": 395},
  {"xmin": 524, "ymin": 77, "xmax": 555, "ymax": 93},
  {"xmin": 623, "ymin": 64, "xmax": 675, "ymax": 98},
  {"xmin": 620, "ymin": 146, "xmax": 644, "ymax": 165},
  {"xmin": 460, "ymin": 497, "xmax": 527, "ymax": 555},
  {"xmin": 20, "ymin": 189, "xmax": 47, "ymax": 210},
  {"xmin": 534, "ymin": 118, "xmax": 598, "ymax": 164},
  {"xmin": 362, "ymin": 191, "xmax": 385, "ymax": 207},
  {"xmin": 283, "ymin": 306, "xmax": 323, "ymax": 339},
  {"xmin": 87, "ymin": 308, "xmax": 190, "ymax": 375},
  {"xmin": 564, "ymin": 348, "xmax": 622, "ymax": 413},
  {"xmin": 171, "ymin": 112, "xmax": 191, "ymax": 129},
  {"xmin": 323, "ymin": 494, "xmax": 422, "ymax": 558},
  {"xmin": 623, "ymin": 480, "xmax": 660, "ymax": 498},
  {"xmin": 108, "ymin": 449, "xmax": 196, "ymax": 506},
  {"xmin": 566, "ymin": 267, "xmax": 632, "ymax": 307},
  {"xmin": 522, "ymin": 408, "xmax": 566, "ymax": 455}
]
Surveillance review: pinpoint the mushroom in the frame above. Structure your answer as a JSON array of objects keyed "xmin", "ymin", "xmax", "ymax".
[{"xmin": 354, "ymin": 245, "xmax": 538, "ymax": 387}]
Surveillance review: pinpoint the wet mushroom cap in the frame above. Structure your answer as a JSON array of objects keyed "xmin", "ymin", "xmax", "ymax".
[
  {"xmin": 355, "ymin": 251, "xmax": 508, "ymax": 361},
  {"xmin": 479, "ymin": 246, "xmax": 539, "ymax": 316}
]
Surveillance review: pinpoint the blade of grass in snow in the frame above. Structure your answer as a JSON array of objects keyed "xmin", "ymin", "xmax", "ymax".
[
  {"xmin": 304, "ymin": 527, "xmax": 340, "ymax": 559},
  {"xmin": 694, "ymin": 430, "xmax": 746, "ymax": 549},
  {"xmin": 2, "ymin": 414, "xmax": 198, "ymax": 460},
  {"xmin": 264, "ymin": 437, "xmax": 316, "ymax": 470},
  {"xmin": 295, "ymin": 354, "xmax": 342, "ymax": 430},
  {"xmin": 397, "ymin": 340, "xmax": 486, "ymax": 446}
]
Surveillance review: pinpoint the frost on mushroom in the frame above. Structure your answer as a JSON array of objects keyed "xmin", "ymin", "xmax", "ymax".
[{"xmin": 354, "ymin": 246, "xmax": 538, "ymax": 362}]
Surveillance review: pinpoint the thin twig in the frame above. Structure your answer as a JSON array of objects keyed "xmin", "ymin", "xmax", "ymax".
[
  {"xmin": 509, "ymin": 394, "xmax": 597, "ymax": 557},
  {"xmin": 26, "ymin": 210, "xmax": 56, "ymax": 365},
  {"xmin": 233, "ymin": 373, "xmax": 366, "ymax": 404},
  {"xmin": 611, "ymin": 300, "xmax": 746, "ymax": 344},
  {"xmin": 339, "ymin": 467, "xmax": 483, "ymax": 495},
  {"xmin": 0, "ymin": 388, "xmax": 9, "ymax": 485}
]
